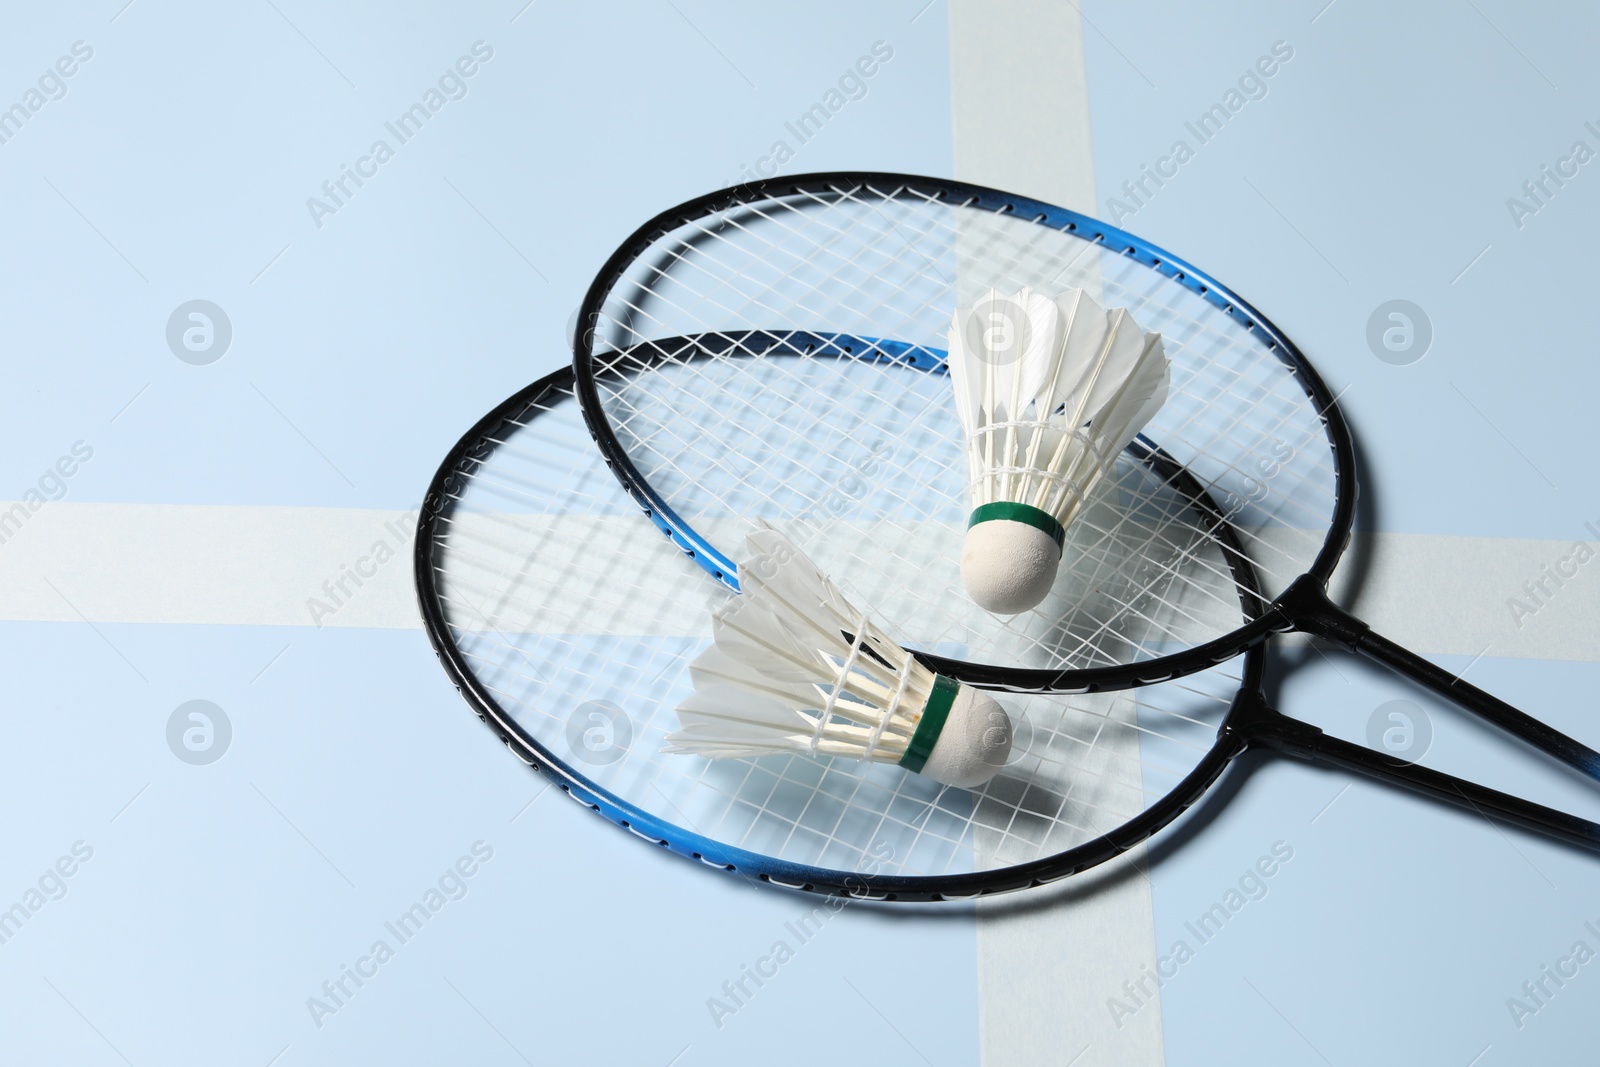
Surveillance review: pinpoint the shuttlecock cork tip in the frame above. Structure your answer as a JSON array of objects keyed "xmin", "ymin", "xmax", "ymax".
[
  {"xmin": 914, "ymin": 684, "xmax": 1013, "ymax": 789},
  {"xmin": 960, "ymin": 504, "xmax": 1064, "ymax": 615}
]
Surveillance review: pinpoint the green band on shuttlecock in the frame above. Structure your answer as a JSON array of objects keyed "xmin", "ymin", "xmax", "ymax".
[
  {"xmin": 967, "ymin": 501, "xmax": 1065, "ymax": 551},
  {"xmin": 899, "ymin": 674, "xmax": 959, "ymax": 775}
]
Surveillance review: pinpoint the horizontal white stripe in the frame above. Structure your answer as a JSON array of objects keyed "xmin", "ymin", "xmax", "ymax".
[
  {"xmin": 0, "ymin": 501, "xmax": 428, "ymax": 630},
  {"xmin": 0, "ymin": 503, "xmax": 1591, "ymax": 664},
  {"xmin": 1326, "ymin": 530, "xmax": 1600, "ymax": 662}
]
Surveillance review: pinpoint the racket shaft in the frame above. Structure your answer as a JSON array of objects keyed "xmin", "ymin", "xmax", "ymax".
[
  {"xmin": 1279, "ymin": 577, "xmax": 1600, "ymax": 784},
  {"xmin": 1305, "ymin": 731, "xmax": 1600, "ymax": 853},
  {"xmin": 1355, "ymin": 629, "xmax": 1600, "ymax": 783}
]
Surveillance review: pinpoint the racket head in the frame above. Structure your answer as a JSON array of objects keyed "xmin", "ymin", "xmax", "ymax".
[
  {"xmin": 415, "ymin": 366, "xmax": 1268, "ymax": 899},
  {"xmin": 572, "ymin": 172, "xmax": 1357, "ymax": 693}
]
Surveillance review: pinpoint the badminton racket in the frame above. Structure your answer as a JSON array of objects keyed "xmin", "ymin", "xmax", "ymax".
[
  {"xmin": 415, "ymin": 363, "xmax": 1600, "ymax": 900},
  {"xmin": 571, "ymin": 172, "xmax": 1600, "ymax": 785}
]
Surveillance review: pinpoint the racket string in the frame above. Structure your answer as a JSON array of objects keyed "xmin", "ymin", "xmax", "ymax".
[{"xmin": 428, "ymin": 384, "xmax": 1243, "ymax": 879}]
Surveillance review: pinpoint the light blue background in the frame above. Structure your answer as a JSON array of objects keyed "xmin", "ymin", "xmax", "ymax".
[
  {"xmin": 3, "ymin": 1, "xmax": 1597, "ymax": 1064},
  {"xmin": 1081, "ymin": 4, "xmax": 1600, "ymax": 1062}
]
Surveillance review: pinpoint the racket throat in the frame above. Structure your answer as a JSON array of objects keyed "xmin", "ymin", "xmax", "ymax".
[
  {"xmin": 1271, "ymin": 574, "xmax": 1369, "ymax": 649},
  {"xmin": 1224, "ymin": 686, "xmax": 1323, "ymax": 761}
]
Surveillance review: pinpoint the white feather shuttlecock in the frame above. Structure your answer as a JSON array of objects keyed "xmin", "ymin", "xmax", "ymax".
[
  {"xmin": 948, "ymin": 286, "xmax": 1171, "ymax": 615},
  {"xmin": 665, "ymin": 527, "xmax": 1013, "ymax": 789}
]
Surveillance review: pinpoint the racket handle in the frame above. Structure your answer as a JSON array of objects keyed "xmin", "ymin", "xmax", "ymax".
[
  {"xmin": 1295, "ymin": 729, "xmax": 1600, "ymax": 854},
  {"xmin": 1277, "ymin": 575, "xmax": 1600, "ymax": 784}
]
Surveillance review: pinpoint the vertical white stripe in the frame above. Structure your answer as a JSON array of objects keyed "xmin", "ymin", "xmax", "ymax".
[
  {"xmin": 949, "ymin": 0, "xmax": 1098, "ymax": 213},
  {"xmin": 949, "ymin": 4, "xmax": 1169, "ymax": 1064}
]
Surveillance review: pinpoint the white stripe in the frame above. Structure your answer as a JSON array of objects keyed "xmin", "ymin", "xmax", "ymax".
[
  {"xmin": 0, "ymin": 502, "xmax": 1592, "ymax": 657},
  {"xmin": 949, "ymin": 0, "xmax": 1098, "ymax": 214},
  {"xmin": 0, "ymin": 501, "xmax": 427, "ymax": 630},
  {"xmin": 947, "ymin": 1, "xmax": 1170, "ymax": 1062},
  {"xmin": 1326, "ymin": 531, "xmax": 1600, "ymax": 663}
]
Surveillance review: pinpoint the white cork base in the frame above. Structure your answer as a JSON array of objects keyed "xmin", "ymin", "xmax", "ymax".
[
  {"xmin": 922, "ymin": 686, "xmax": 1013, "ymax": 789},
  {"xmin": 960, "ymin": 519, "xmax": 1063, "ymax": 615}
]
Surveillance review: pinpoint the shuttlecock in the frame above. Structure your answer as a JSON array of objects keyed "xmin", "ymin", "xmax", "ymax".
[
  {"xmin": 665, "ymin": 526, "xmax": 1013, "ymax": 789},
  {"xmin": 948, "ymin": 286, "xmax": 1171, "ymax": 615}
]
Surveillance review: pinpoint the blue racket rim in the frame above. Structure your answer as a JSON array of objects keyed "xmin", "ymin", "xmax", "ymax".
[
  {"xmin": 570, "ymin": 173, "xmax": 1354, "ymax": 694},
  {"xmin": 415, "ymin": 363, "xmax": 1271, "ymax": 900}
]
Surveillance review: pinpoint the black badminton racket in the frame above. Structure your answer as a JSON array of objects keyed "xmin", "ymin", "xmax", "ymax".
[
  {"xmin": 570, "ymin": 172, "xmax": 1599, "ymax": 786},
  {"xmin": 415, "ymin": 363, "xmax": 1599, "ymax": 901}
]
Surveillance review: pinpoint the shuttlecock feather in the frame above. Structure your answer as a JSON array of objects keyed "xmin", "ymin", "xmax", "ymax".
[
  {"xmin": 948, "ymin": 286, "xmax": 1171, "ymax": 614},
  {"xmin": 665, "ymin": 526, "xmax": 1013, "ymax": 789}
]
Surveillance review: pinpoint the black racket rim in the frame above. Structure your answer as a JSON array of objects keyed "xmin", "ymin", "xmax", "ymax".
[
  {"xmin": 416, "ymin": 364, "xmax": 1273, "ymax": 900},
  {"xmin": 570, "ymin": 171, "xmax": 1357, "ymax": 694}
]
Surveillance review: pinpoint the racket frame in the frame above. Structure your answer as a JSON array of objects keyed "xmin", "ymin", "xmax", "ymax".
[
  {"xmin": 571, "ymin": 171, "xmax": 1359, "ymax": 695},
  {"xmin": 419, "ymin": 368, "xmax": 1600, "ymax": 898},
  {"xmin": 416, "ymin": 366, "xmax": 1261, "ymax": 899}
]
